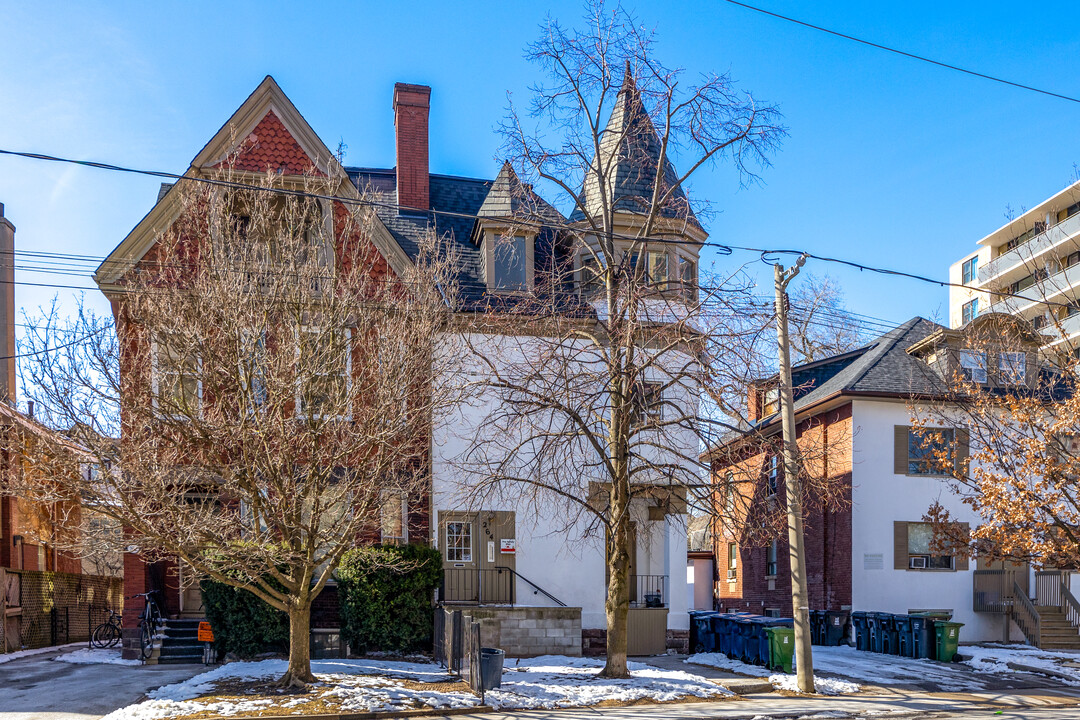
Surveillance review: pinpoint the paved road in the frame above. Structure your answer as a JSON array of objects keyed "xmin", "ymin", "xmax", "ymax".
[{"xmin": 0, "ymin": 647, "xmax": 204, "ymax": 720}]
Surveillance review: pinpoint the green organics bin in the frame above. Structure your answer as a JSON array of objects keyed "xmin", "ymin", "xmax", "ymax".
[
  {"xmin": 933, "ymin": 621, "xmax": 964, "ymax": 662},
  {"xmin": 765, "ymin": 626, "xmax": 795, "ymax": 673}
]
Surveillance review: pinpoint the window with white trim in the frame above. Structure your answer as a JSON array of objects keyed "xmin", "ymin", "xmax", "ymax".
[
  {"xmin": 999, "ymin": 351, "xmax": 1027, "ymax": 385},
  {"xmin": 767, "ymin": 455, "xmax": 779, "ymax": 497},
  {"xmin": 445, "ymin": 521, "xmax": 472, "ymax": 562},
  {"xmin": 631, "ymin": 380, "xmax": 663, "ymax": 426},
  {"xmin": 959, "ymin": 349, "xmax": 987, "ymax": 384},
  {"xmin": 727, "ymin": 542, "xmax": 738, "ymax": 580},
  {"xmin": 962, "ymin": 298, "xmax": 979, "ymax": 324},
  {"xmin": 961, "ymin": 257, "xmax": 978, "ymax": 285},
  {"xmin": 295, "ymin": 327, "xmax": 352, "ymax": 419}
]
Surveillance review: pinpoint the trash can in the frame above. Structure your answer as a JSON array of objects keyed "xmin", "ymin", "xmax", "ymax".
[
  {"xmin": 766, "ymin": 626, "xmax": 796, "ymax": 673},
  {"xmin": 933, "ymin": 621, "xmax": 964, "ymax": 662},
  {"xmin": 909, "ymin": 614, "xmax": 936, "ymax": 659},
  {"xmin": 480, "ymin": 648, "xmax": 505, "ymax": 690},
  {"xmin": 875, "ymin": 612, "xmax": 899, "ymax": 655},
  {"xmin": 691, "ymin": 612, "xmax": 718, "ymax": 654},
  {"xmin": 756, "ymin": 617, "xmax": 794, "ymax": 665},
  {"xmin": 809, "ymin": 609, "xmax": 824, "ymax": 645},
  {"xmin": 823, "ymin": 610, "xmax": 850, "ymax": 647},
  {"xmin": 865, "ymin": 612, "xmax": 882, "ymax": 653},
  {"xmin": 741, "ymin": 617, "xmax": 764, "ymax": 664},
  {"xmin": 851, "ymin": 611, "xmax": 870, "ymax": 651},
  {"xmin": 731, "ymin": 615, "xmax": 753, "ymax": 662},
  {"xmin": 710, "ymin": 614, "xmax": 729, "ymax": 655},
  {"xmin": 893, "ymin": 614, "xmax": 914, "ymax": 657}
]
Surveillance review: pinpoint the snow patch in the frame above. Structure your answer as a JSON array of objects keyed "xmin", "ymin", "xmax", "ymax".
[
  {"xmin": 55, "ymin": 647, "xmax": 142, "ymax": 666},
  {"xmin": 0, "ymin": 642, "xmax": 85, "ymax": 664},
  {"xmin": 686, "ymin": 652, "xmax": 860, "ymax": 695}
]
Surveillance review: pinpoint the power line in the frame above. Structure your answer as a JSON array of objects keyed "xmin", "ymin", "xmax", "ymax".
[{"xmin": 719, "ymin": 0, "xmax": 1080, "ymax": 105}]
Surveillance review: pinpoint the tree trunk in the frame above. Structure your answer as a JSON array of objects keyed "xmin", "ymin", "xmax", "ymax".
[
  {"xmin": 279, "ymin": 602, "xmax": 316, "ymax": 688},
  {"xmin": 600, "ymin": 509, "xmax": 632, "ymax": 678}
]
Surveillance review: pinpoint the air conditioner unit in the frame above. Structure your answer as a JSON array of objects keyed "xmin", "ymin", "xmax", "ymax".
[
  {"xmin": 727, "ymin": 569, "xmax": 737, "ymax": 580},
  {"xmin": 909, "ymin": 555, "xmax": 929, "ymax": 569}
]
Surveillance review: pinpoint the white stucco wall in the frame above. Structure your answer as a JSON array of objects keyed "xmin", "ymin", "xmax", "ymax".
[
  {"xmin": 431, "ymin": 332, "xmax": 693, "ymax": 632},
  {"xmin": 850, "ymin": 399, "xmax": 1010, "ymax": 642}
]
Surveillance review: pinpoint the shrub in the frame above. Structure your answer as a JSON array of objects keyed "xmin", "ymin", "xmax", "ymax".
[
  {"xmin": 336, "ymin": 544, "xmax": 442, "ymax": 653},
  {"xmin": 200, "ymin": 578, "xmax": 289, "ymax": 658}
]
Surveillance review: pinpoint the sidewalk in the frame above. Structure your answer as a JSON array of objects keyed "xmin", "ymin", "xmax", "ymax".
[{"xmin": 421, "ymin": 686, "xmax": 1080, "ymax": 720}]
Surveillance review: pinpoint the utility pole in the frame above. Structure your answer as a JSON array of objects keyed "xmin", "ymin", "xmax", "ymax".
[{"xmin": 774, "ymin": 255, "xmax": 814, "ymax": 693}]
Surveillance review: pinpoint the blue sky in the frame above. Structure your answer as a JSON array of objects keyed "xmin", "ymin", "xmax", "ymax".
[{"xmin": 2, "ymin": 1, "xmax": 1080, "ymax": 344}]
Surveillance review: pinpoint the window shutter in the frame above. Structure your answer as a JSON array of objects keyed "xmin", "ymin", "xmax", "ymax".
[
  {"xmin": 894, "ymin": 426, "xmax": 911, "ymax": 475},
  {"xmin": 955, "ymin": 522, "xmax": 970, "ymax": 571},
  {"xmin": 955, "ymin": 428, "xmax": 970, "ymax": 475},
  {"xmin": 894, "ymin": 521, "xmax": 909, "ymax": 570}
]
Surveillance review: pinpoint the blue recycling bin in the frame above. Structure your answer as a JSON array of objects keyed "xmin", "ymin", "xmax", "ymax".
[
  {"xmin": 691, "ymin": 612, "xmax": 718, "ymax": 654},
  {"xmin": 876, "ymin": 612, "xmax": 899, "ymax": 655},
  {"xmin": 742, "ymin": 617, "xmax": 764, "ymax": 664},
  {"xmin": 909, "ymin": 614, "xmax": 936, "ymax": 659},
  {"xmin": 731, "ymin": 615, "xmax": 754, "ymax": 662},
  {"xmin": 866, "ymin": 612, "xmax": 883, "ymax": 653},
  {"xmin": 719, "ymin": 613, "xmax": 749, "ymax": 659},
  {"xmin": 893, "ymin": 614, "xmax": 914, "ymax": 657},
  {"xmin": 851, "ymin": 611, "xmax": 870, "ymax": 651}
]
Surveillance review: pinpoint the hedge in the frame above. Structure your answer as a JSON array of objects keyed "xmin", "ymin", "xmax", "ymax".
[
  {"xmin": 336, "ymin": 544, "xmax": 442, "ymax": 653},
  {"xmin": 200, "ymin": 578, "xmax": 289, "ymax": 658}
]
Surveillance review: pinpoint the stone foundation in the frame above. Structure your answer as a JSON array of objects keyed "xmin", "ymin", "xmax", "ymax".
[
  {"xmin": 460, "ymin": 606, "xmax": 582, "ymax": 657},
  {"xmin": 580, "ymin": 628, "xmax": 690, "ymax": 656}
]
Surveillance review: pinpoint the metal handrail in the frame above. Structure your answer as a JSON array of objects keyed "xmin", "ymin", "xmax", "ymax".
[
  {"xmin": 1013, "ymin": 580, "xmax": 1042, "ymax": 648},
  {"xmin": 495, "ymin": 566, "xmax": 567, "ymax": 607}
]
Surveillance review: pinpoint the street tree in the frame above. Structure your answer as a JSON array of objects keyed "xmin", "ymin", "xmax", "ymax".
[
  {"xmin": 453, "ymin": 0, "xmax": 784, "ymax": 678},
  {"xmin": 9, "ymin": 170, "xmax": 459, "ymax": 686}
]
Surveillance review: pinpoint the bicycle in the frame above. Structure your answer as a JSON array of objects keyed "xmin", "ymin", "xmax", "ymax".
[
  {"xmin": 90, "ymin": 608, "xmax": 122, "ymax": 648},
  {"xmin": 131, "ymin": 591, "xmax": 162, "ymax": 660}
]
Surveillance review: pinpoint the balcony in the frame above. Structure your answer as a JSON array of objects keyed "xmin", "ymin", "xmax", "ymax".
[
  {"xmin": 979, "ymin": 213, "xmax": 1080, "ymax": 285},
  {"xmin": 988, "ymin": 261, "xmax": 1080, "ymax": 316}
]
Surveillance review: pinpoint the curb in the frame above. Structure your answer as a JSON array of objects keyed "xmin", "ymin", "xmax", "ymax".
[{"xmin": 187, "ymin": 705, "xmax": 492, "ymax": 720}]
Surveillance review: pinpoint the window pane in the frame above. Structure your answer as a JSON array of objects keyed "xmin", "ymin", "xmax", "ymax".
[
  {"xmin": 446, "ymin": 522, "xmax": 472, "ymax": 562},
  {"xmin": 494, "ymin": 236, "xmax": 527, "ymax": 290},
  {"xmin": 959, "ymin": 350, "xmax": 987, "ymax": 383},
  {"xmin": 1000, "ymin": 352, "xmax": 1026, "ymax": 384},
  {"xmin": 908, "ymin": 428, "xmax": 955, "ymax": 474},
  {"xmin": 908, "ymin": 522, "xmax": 932, "ymax": 554}
]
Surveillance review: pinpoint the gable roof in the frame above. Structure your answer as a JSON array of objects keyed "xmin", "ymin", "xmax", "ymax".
[
  {"xmin": 95, "ymin": 77, "xmax": 412, "ymax": 289},
  {"xmin": 569, "ymin": 64, "xmax": 699, "ymax": 228}
]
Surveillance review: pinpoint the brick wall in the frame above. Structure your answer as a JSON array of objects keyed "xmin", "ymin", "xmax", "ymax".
[
  {"xmin": 393, "ymin": 83, "xmax": 431, "ymax": 213},
  {"xmin": 714, "ymin": 403, "xmax": 853, "ymax": 614}
]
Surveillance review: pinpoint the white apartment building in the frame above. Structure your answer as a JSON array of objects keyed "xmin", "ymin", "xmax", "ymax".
[{"xmin": 950, "ymin": 180, "xmax": 1080, "ymax": 357}]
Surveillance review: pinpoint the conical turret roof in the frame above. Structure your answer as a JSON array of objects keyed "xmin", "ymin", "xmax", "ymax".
[{"xmin": 569, "ymin": 63, "xmax": 698, "ymax": 227}]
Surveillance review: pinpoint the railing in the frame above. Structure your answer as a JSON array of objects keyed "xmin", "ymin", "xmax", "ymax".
[
  {"xmin": 979, "ymin": 212, "xmax": 1080, "ymax": 283},
  {"xmin": 1013, "ymin": 580, "xmax": 1042, "ymax": 648},
  {"xmin": 497, "ymin": 566, "xmax": 567, "ymax": 607},
  {"xmin": 440, "ymin": 568, "xmax": 514, "ymax": 605},
  {"xmin": 440, "ymin": 566, "xmax": 567, "ymax": 607},
  {"xmin": 1035, "ymin": 570, "xmax": 1065, "ymax": 608},
  {"xmin": 630, "ymin": 575, "xmax": 668, "ymax": 608},
  {"xmin": 1062, "ymin": 580, "xmax": 1080, "ymax": 632},
  {"xmin": 972, "ymin": 569, "xmax": 1015, "ymax": 613}
]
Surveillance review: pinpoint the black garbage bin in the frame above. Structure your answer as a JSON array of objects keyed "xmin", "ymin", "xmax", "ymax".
[
  {"xmin": 866, "ymin": 612, "xmax": 882, "ymax": 653},
  {"xmin": 893, "ymin": 614, "xmax": 914, "ymax": 657},
  {"xmin": 877, "ymin": 613, "xmax": 900, "ymax": 655},
  {"xmin": 690, "ymin": 611, "xmax": 715, "ymax": 654},
  {"xmin": 480, "ymin": 648, "xmax": 505, "ymax": 690},
  {"xmin": 909, "ymin": 614, "xmax": 936, "ymax": 659},
  {"xmin": 851, "ymin": 611, "xmax": 870, "ymax": 651},
  {"xmin": 809, "ymin": 609, "xmax": 824, "ymax": 645},
  {"xmin": 823, "ymin": 610, "xmax": 850, "ymax": 646}
]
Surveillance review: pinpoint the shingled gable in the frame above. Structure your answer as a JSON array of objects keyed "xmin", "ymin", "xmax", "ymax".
[
  {"xmin": 569, "ymin": 62, "xmax": 700, "ymax": 229},
  {"xmin": 94, "ymin": 76, "xmax": 412, "ymax": 289}
]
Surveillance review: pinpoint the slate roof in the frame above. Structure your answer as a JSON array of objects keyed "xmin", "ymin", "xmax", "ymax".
[
  {"xmin": 347, "ymin": 167, "xmax": 586, "ymax": 314},
  {"xmin": 568, "ymin": 65, "xmax": 699, "ymax": 227},
  {"xmin": 477, "ymin": 162, "xmax": 563, "ymax": 225}
]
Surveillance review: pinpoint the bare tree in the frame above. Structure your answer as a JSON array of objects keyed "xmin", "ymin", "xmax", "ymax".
[
  {"xmin": 9, "ymin": 171, "xmax": 459, "ymax": 686},
  {"xmin": 448, "ymin": 1, "xmax": 784, "ymax": 678},
  {"xmin": 787, "ymin": 274, "xmax": 866, "ymax": 364}
]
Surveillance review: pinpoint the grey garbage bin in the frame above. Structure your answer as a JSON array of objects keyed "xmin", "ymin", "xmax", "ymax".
[{"xmin": 480, "ymin": 647, "xmax": 505, "ymax": 690}]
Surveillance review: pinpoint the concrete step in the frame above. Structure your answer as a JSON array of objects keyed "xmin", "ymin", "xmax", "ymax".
[
  {"xmin": 156, "ymin": 653, "xmax": 204, "ymax": 664},
  {"xmin": 159, "ymin": 644, "xmax": 205, "ymax": 656}
]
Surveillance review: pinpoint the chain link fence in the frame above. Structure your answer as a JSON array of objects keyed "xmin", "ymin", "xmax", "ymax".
[{"xmin": 1, "ymin": 568, "xmax": 123, "ymax": 652}]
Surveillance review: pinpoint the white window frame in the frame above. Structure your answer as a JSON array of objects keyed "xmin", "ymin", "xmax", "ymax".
[
  {"xmin": 151, "ymin": 337, "xmax": 203, "ymax": 419},
  {"xmin": 962, "ymin": 298, "xmax": 979, "ymax": 324},
  {"xmin": 962, "ymin": 257, "xmax": 978, "ymax": 285},
  {"xmin": 240, "ymin": 329, "xmax": 268, "ymax": 413},
  {"xmin": 767, "ymin": 455, "xmax": 779, "ymax": 497},
  {"xmin": 631, "ymin": 380, "xmax": 664, "ymax": 426},
  {"xmin": 959, "ymin": 349, "xmax": 987, "ymax": 384},
  {"xmin": 445, "ymin": 521, "xmax": 473, "ymax": 563},
  {"xmin": 295, "ymin": 326, "xmax": 353, "ymax": 421}
]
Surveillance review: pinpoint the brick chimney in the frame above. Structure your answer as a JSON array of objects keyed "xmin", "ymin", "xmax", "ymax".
[
  {"xmin": 0, "ymin": 204, "xmax": 14, "ymax": 405},
  {"xmin": 393, "ymin": 83, "xmax": 431, "ymax": 214}
]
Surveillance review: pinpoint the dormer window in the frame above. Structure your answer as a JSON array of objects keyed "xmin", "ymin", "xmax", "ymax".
[
  {"xmin": 959, "ymin": 349, "xmax": 987, "ymax": 384},
  {"xmin": 999, "ymin": 352, "xmax": 1027, "ymax": 385},
  {"xmin": 492, "ymin": 236, "xmax": 529, "ymax": 293},
  {"xmin": 678, "ymin": 256, "xmax": 698, "ymax": 301},
  {"xmin": 761, "ymin": 386, "xmax": 780, "ymax": 416},
  {"xmin": 630, "ymin": 250, "xmax": 669, "ymax": 290}
]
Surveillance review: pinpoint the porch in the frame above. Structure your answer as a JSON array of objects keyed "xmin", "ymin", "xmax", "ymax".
[{"xmin": 973, "ymin": 568, "xmax": 1080, "ymax": 649}]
